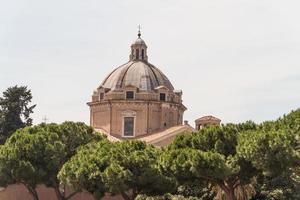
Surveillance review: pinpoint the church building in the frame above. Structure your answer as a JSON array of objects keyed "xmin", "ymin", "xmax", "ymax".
[
  {"xmin": 87, "ymin": 30, "xmax": 192, "ymax": 144},
  {"xmin": 0, "ymin": 30, "xmax": 223, "ymax": 200}
]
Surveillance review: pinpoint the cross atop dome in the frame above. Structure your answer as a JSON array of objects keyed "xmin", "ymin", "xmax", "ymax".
[{"xmin": 138, "ymin": 25, "xmax": 141, "ymax": 38}]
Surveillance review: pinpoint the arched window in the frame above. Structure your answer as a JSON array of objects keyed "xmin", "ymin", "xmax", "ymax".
[
  {"xmin": 141, "ymin": 49, "xmax": 144, "ymax": 59},
  {"xmin": 136, "ymin": 49, "xmax": 139, "ymax": 59}
]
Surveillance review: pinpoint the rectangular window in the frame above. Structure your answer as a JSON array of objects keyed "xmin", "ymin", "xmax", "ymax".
[
  {"xmin": 124, "ymin": 117, "xmax": 134, "ymax": 136},
  {"xmin": 160, "ymin": 93, "xmax": 166, "ymax": 101},
  {"xmin": 100, "ymin": 93, "xmax": 104, "ymax": 100},
  {"xmin": 126, "ymin": 91, "xmax": 134, "ymax": 99}
]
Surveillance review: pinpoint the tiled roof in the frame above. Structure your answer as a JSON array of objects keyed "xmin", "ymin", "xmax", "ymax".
[
  {"xmin": 95, "ymin": 125, "xmax": 195, "ymax": 147},
  {"xmin": 195, "ymin": 115, "xmax": 221, "ymax": 122}
]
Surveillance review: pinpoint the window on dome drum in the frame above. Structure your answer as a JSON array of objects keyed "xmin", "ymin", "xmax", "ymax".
[
  {"xmin": 124, "ymin": 117, "xmax": 134, "ymax": 137},
  {"xmin": 160, "ymin": 93, "xmax": 166, "ymax": 101},
  {"xmin": 126, "ymin": 91, "xmax": 134, "ymax": 99},
  {"xmin": 100, "ymin": 93, "xmax": 104, "ymax": 100},
  {"xmin": 136, "ymin": 49, "xmax": 139, "ymax": 59},
  {"xmin": 141, "ymin": 49, "xmax": 144, "ymax": 59}
]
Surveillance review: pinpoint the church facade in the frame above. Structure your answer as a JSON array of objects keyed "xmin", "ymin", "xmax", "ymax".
[{"xmin": 87, "ymin": 31, "xmax": 187, "ymax": 139}]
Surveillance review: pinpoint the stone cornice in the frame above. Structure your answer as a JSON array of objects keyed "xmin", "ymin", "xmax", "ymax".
[{"xmin": 87, "ymin": 99, "xmax": 186, "ymax": 109}]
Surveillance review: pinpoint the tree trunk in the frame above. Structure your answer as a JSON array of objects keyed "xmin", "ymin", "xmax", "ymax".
[
  {"xmin": 218, "ymin": 181, "xmax": 237, "ymax": 200},
  {"xmin": 131, "ymin": 188, "xmax": 138, "ymax": 200},
  {"xmin": 224, "ymin": 187, "xmax": 236, "ymax": 200},
  {"xmin": 54, "ymin": 185, "xmax": 78, "ymax": 200},
  {"xmin": 65, "ymin": 191, "xmax": 79, "ymax": 200},
  {"xmin": 30, "ymin": 189, "xmax": 39, "ymax": 200},
  {"xmin": 121, "ymin": 191, "xmax": 133, "ymax": 200},
  {"xmin": 54, "ymin": 186, "xmax": 64, "ymax": 200},
  {"xmin": 24, "ymin": 185, "xmax": 39, "ymax": 200}
]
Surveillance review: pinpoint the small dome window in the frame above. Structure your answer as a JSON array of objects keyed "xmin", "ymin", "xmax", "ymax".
[
  {"xmin": 160, "ymin": 93, "xmax": 166, "ymax": 101},
  {"xmin": 100, "ymin": 93, "xmax": 104, "ymax": 100},
  {"xmin": 126, "ymin": 91, "xmax": 134, "ymax": 99}
]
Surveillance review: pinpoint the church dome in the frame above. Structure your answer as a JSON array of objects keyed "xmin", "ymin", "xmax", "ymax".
[
  {"xmin": 132, "ymin": 38, "xmax": 146, "ymax": 46},
  {"xmin": 131, "ymin": 28, "xmax": 147, "ymax": 46},
  {"xmin": 89, "ymin": 30, "xmax": 186, "ymax": 139},
  {"xmin": 100, "ymin": 29, "xmax": 174, "ymax": 92},
  {"xmin": 101, "ymin": 61, "xmax": 174, "ymax": 91}
]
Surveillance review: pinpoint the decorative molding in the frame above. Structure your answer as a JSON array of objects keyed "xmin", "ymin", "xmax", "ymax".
[{"xmin": 121, "ymin": 110, "xmax": 137, "ymax": 116}]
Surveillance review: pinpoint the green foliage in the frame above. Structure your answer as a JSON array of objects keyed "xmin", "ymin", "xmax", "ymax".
[
  {"xmin": 166, "ymin": 113, "xmax": 300, "ymax": 198},
  {"xmin": 0, "ymin": 122, "xmax": 105, "ymax": 200},
  {"xmin": 38, "ymin": 121, "xmax": 106, "ymax": 160},
  {"xmin": 58, "ymin": 140, "xmax": 112, "ymax": 199},
  {"xmin": 0, "ymin": 85, "xmax": 36, "ymax": 144},
  {"xmin": 277, "ymin": 108, "xmax": 300, "ymax": 134},
  {"xmin": 238, "ymin": 130, "xmax": 298, "ymax": 177},
  {"xmin": 135, "ymin": 193, "xmax": 207, "ymax": 200},
  {"xmin": 0, "ymin": 127, "xmax": 64, "ymax": 199},
  {"xmin": 170, "ymin": 122, "xmax": 256, "ymax": 157},
  {"xmin": 59, "ymin": 140, "xmax": 175, "ymax": 200},
  {"xmin": 160, "ymin": 148, "xmax": 230, "ymax": 182},
  {"xmin": 239, "ymin": 109, "xmax": 300, "ymax": 199},
  {"xmin": 259, "ymin": 108, "xmax": 300, "ymax": 135},
  {"xmin": 176, "ymin": 183, "xmax": 216, "ymax": 200},
  {"xmin": 0, "ymin": 108, "xmax": 299, "ymax": 200},
  {"xmin": 104, "ymin": 141, "xmax": 176, "ymax": 198},
  {"xmin": 161, "ymin": 122, "xmax": 259, "ymax": 200}
]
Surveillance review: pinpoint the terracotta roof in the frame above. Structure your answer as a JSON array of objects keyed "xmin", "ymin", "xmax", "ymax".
[
  {"xmin": 195, "ymin": 115, "xmax": 221, "ymax": 122},
  {"xmin": 95, "ymin": 125, "xmax": 195, "ymax": 147}
]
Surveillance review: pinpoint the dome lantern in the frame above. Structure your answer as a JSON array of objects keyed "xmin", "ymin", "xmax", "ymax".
[{"xmin": 130, "ymin": 27, "xmax": 148, "ymax": 62}]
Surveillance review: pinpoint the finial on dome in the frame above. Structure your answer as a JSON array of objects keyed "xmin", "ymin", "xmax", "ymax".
[{"xmin": 138, "ymin": 25, "xmax": 141, "ymax": 38}]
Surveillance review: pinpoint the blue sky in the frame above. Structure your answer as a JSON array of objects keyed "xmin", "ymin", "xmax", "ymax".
[{"xmin": 0, "ymin": 0, "xmax": 300, "ymax": 125}]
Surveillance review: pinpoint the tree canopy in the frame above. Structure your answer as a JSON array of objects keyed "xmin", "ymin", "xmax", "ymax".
[
  {"xmin": 159, "ymin": 122, "xmax": 258, "ymax": 200},
  {"xmin": 240, "ymin": 109, "xmax": 300, "ymax": 199},
  {"xmin": 0, "ymin": 85, "xmax": 36, "ymax": 144},
  {"xmin": 0, "ymin": 108, "xmax": 299, "ymax": 200},
  {"xmin": 0, "ymin": 121, "xmax": 105, "ymax": 200},
  {"xmin": 159, "ymin": 110, "xmax": 300, "ymax": 200},
  {"xmin": 59, "ymin": 140, "xmax": 175, "ymax": 200}
]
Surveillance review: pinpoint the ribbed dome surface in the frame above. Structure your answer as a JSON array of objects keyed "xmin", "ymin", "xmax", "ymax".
[
  {"xmin": 132, "ymin": 38, "xmax": 146, "ymax": 46},
  {"xmin": 101, "ymin": 61, "xmax": 174, "ymax": 91}
]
